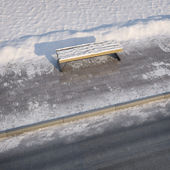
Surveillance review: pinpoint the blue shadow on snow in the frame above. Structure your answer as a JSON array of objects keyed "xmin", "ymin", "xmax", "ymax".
[{"xmin": 34, "ymin": 36, "xmax": 96, "ymax": 69}]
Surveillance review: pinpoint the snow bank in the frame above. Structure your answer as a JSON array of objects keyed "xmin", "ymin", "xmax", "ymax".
[
  {"xmin": 104, "ymin": 19, "xmax": 170, "ymax": 42},
  {"xmin": 0, "ymin": 0, "xmax": 170, "ymax": 68}
]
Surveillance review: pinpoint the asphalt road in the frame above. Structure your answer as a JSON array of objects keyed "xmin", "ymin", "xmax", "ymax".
[{"xmin": 1, "ymin": 114, "xmax": 170, "ymax": 170}]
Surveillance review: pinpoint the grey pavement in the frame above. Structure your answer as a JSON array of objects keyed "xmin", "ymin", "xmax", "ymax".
[{"xmin": 0, "ymin": 37, "xmax": 170, "ymax": 130}]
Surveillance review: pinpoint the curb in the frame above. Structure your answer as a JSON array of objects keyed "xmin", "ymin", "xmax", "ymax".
[{"xmin": 0, "ymin": 92, "xmax": 170, "ymax": 139}]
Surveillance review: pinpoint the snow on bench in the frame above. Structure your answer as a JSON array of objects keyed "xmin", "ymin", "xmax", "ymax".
[{"xmin": 56, "ymin": 40, "xmax": 123, "ymax": 72}]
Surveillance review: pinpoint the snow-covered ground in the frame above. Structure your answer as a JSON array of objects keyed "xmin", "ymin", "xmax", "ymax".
[
  {"xmin": 1, "ymin": 0, "xmax": 170, "ymax": 130},
  {"xmin": 1, "ymin": 0, "xmax": 170, "ymax": 68}
]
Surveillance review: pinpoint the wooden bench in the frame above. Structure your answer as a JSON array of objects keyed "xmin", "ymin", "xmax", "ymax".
[{"xmin": 56, "ymin": 40, "xmax": 123, "ymax": 72}]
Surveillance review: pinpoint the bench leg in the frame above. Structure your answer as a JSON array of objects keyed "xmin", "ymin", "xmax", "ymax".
[
  {"xmin": 56, "ymin": 59, "xmax": 67, "ymax": 72},
  {"xmin": 110, "ymin": 53, "xmax": 121, "ymax": 61},
  {"xmin": 56, "ymin": 59, "xmax": 62, "ymax": 72}
]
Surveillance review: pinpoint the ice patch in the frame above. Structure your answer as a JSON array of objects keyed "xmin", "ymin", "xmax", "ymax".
[
  {"xmin": 93, "ymin": 86, "xmax": 100, "ymax": 90},
  {"xmin": 3, "ymin": 82, "xmax": 9, "ymax": 87},
  {"xmin": 107, "ymin": 84, "xmax": 113, "ymax": 92},
  {"xmin": 156, "ymin": 36, "xmax": 170, "ymax": 52},
  {"xmin": 28, "ymin": 101, "xmax": 40, "ymax": 111},
  {"xmin": 152, "ymin": 62, "xmax": 170, "ymax": 67},
  {"xmin": 0, "ymin": 136, "xmax": 24, "ymax": 153},
  {"xmin": 142, "ymin": 62, "xmax": 170, "ymax": 80},
  {"xmin": 25, "ymin": 130, "xmax": 55, "ymax": 147}
]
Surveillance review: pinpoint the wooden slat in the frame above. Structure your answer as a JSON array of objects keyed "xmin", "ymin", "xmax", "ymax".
[
  {"xmin": 59, "ymin": 48, "xmax": 123, "ymax": 63},
  {"xmin": 56, "ymin": 40, "xmax": 119, "ymax": 52},
  {"xmin": 56, "ymin": 42, "xmax": 94, "ymax": 52}
]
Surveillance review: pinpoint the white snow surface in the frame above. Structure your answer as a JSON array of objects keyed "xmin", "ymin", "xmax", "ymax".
[{"xmin": 0, "ymin": 0, "xmax": 170, "ymax": 67}]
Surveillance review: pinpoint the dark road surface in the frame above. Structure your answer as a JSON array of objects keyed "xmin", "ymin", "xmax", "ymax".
[{"xmin": 1, "ymin": 115, "xmax": 170, "ymax": 170}]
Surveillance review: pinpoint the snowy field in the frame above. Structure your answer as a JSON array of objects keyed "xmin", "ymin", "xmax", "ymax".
[
  {"xmin": 1, "ymin": 0, "xmax": 170, "ymax": 130},
  {"xmin": 1, "ymin": 0, "xmax": 170, "ymax": 69}
]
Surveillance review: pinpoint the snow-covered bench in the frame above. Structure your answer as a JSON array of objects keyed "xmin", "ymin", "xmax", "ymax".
[{"xmin": 56, "ymin": 40, "xmax": 123, "ymax": 72}]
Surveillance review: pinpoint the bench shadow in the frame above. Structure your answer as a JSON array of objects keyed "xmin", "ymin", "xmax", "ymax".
[{"xmin": 34, "ymin": 36, "xmax": 96, "ymax": 70}]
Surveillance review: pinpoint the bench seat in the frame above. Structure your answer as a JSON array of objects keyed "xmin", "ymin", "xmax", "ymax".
[{"xmin": 56, "ymin": 40, "xmax": 123, "ymax": 72}]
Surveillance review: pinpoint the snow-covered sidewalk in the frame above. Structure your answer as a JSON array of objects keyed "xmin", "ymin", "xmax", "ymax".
[
  {"xmin": 1, "ymin": 0, "xmax": 170, "ymax": 131},
  {"xmin": 0, "ymin": 36, "xmax": 170, "ymax": 131}
]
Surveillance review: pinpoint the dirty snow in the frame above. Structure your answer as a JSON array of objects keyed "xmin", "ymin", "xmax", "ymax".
[
  {"xmin": 1, "ymin": 98, "xmax": 170, "ymax": 152},
  {"xmin": 142, "ymin": 62, "xmax": 170, "ymax": 79}
]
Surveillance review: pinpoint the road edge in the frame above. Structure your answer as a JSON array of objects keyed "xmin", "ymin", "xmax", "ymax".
[{"xmin": 1, "ymin": 92, "xmax": 170, "ymax": 139}]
